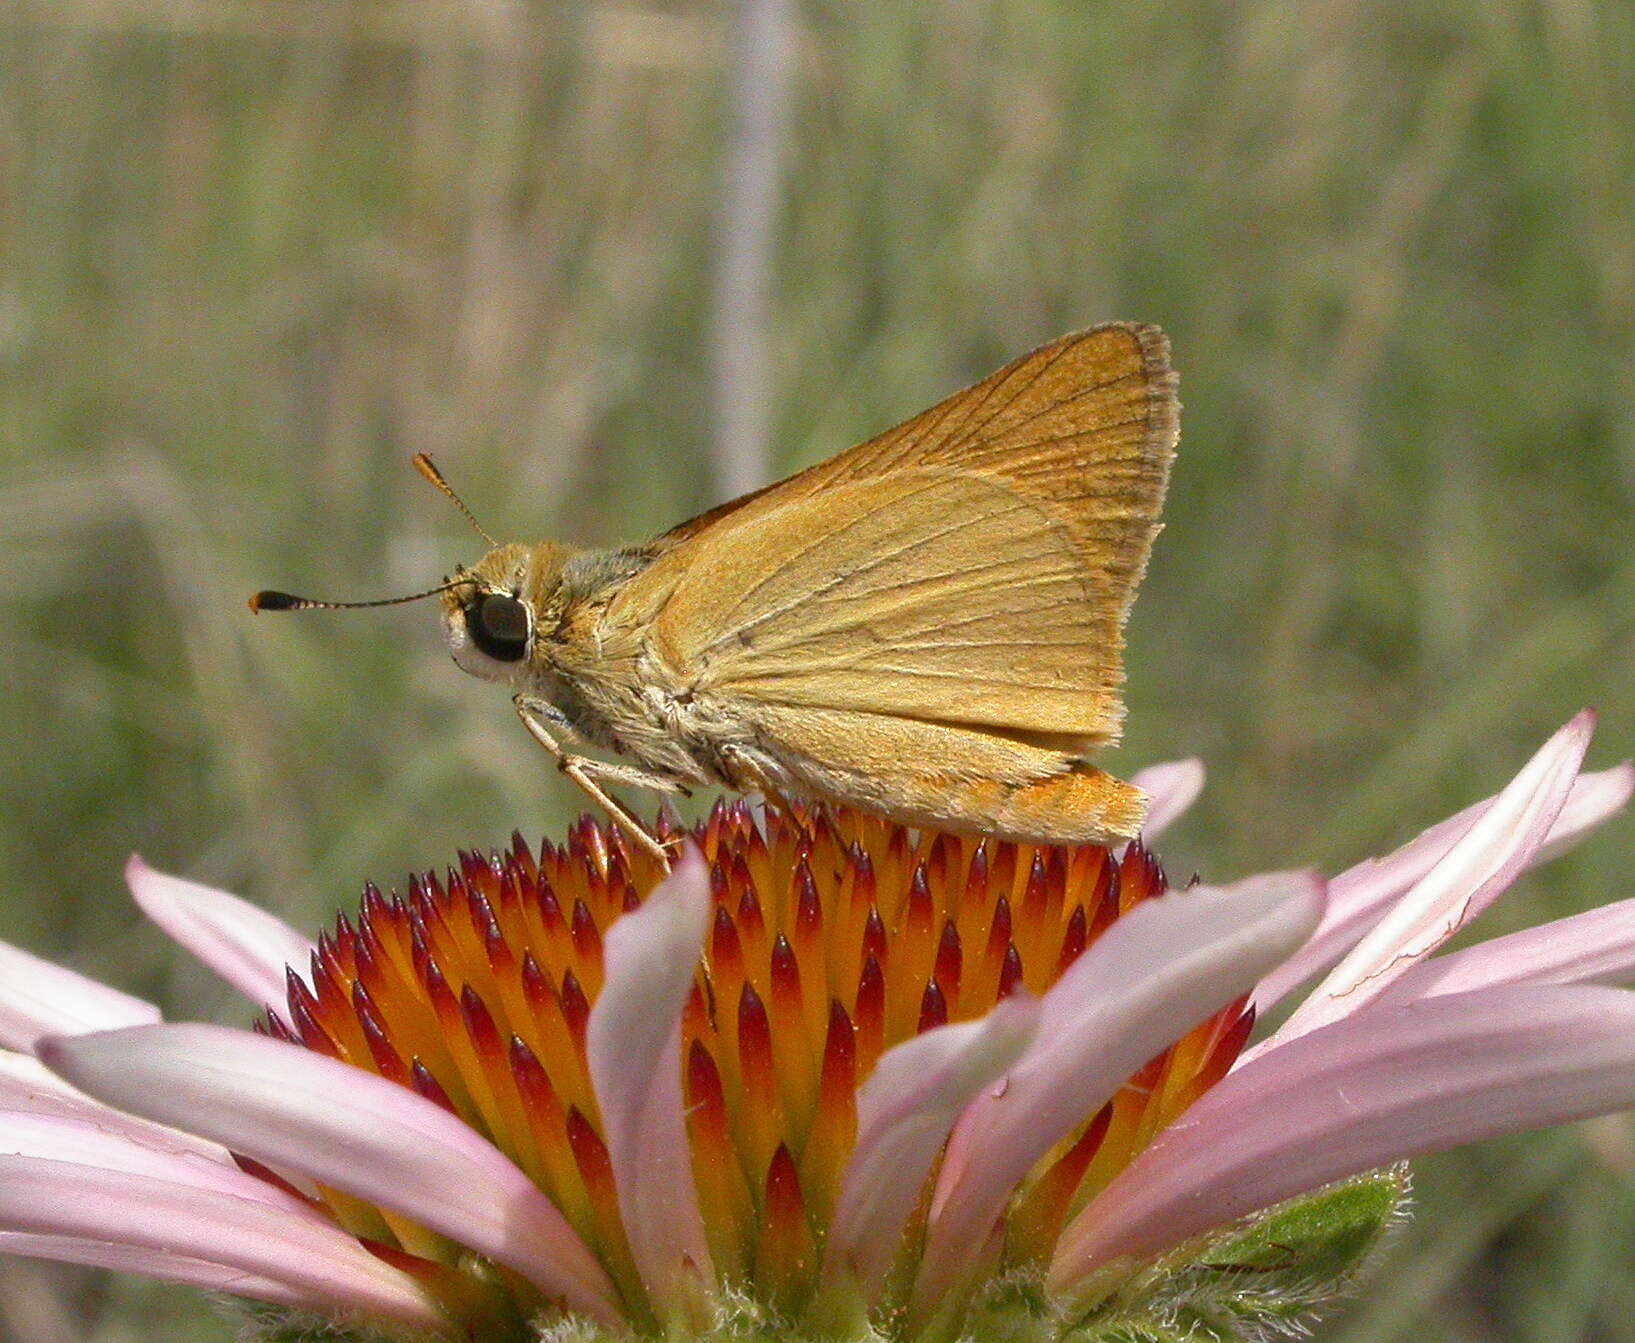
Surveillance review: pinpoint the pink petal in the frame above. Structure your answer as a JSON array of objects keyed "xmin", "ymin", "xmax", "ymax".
[
  {"xmin": 0, "ymin": 1051, "xmax": 115, "ymax": 1117},
  {"xmin": 912, "ymin": 869, "xmax": 1324, "ymax": 1309},
  {"xmin": 1052, "ymin": 984, "xmax": 1635, "ymax": 1289},
  {"xmin": 1536, "ymin": 758, "xmax": 1634, "ymax": 863},
  {"xmin": 39, "ymin": 1023, "xmax": 621, "ymax": 1326},
  {"xmin": 0, "ymin": 1232, "xmax": 332, "ymax": 1314},
  {"xmin": 1265, "ymin": 712, "xmax": 1591, "ymax": 1043},
  {"xmin": 1257, "ymin": 756, "xmax": 1630, "ymax": 1011},
  {"xmin": 822, "ymin": 994, "xmax": 1039, "ymax": 1303},
  {"xmin": 0, "ymin": 1054, "xmax": 232, "ymax": 1162},
  {"xmin": 0, "ymin": 940, "xmax": 160, "ymax": 1053},
  {"xmin": 126, "ymin": 855, "xmax": 313, "ymax": 1012},
  {"xmin": 585, "ymin": 846, "xmax": 714, "ymax": 1317},
  {"xmin": 1373, "ymin": 896, "xmax": 1635, "ymax": 1006},
  {"xmin": 0, "ymin": 1231, "xmax": 317, "ymax": 1309},
  {"xmin": 1131, "ymin": 758, "xmax": 1206, "ymax": 840},
  {"xmin": 0, "ymin": 1154, "xmax": 443, "ymax": 1326},
  {"xmin": 0, "ymin": 1110, "xmax": 438, "ymax": 1324},
  {"xmin": 0, "ymin": 1111, "xmax": 313, "ymax": 1208}
]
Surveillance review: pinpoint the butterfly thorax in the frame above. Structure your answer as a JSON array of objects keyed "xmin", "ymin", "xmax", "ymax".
[{"xmin": 519, "ymin": 546, "xmax": 726, "ymax": 786}]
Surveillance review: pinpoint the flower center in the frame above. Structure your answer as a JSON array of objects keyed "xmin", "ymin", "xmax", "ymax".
[{"xmin": 267, "ymin": 803, "xmax": 1252, "ymax": 1323}]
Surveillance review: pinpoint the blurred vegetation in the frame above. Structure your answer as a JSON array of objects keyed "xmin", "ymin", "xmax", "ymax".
[{"xmin": 1, "ymin": 1, "xmax": 1633, "ymax": 1338}]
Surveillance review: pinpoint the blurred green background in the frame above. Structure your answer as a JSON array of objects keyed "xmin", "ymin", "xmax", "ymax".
[{"xmin": 1, "ymin": 1, "xmax": 1633, "ymax": 1338}]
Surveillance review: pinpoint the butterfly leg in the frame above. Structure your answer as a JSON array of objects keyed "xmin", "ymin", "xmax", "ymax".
[
  {"xmin": 719, "ymin": 743, "xmax": 802, "ymax": 819},
  {"xmin": 513, "ymin": 695, "xmax": 683, "ymax": 866}
]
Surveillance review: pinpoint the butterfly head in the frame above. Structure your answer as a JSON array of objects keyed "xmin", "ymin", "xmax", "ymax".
[{"xmin": 441, "ymin": 542, "xmax": 579, "ymax": 685}]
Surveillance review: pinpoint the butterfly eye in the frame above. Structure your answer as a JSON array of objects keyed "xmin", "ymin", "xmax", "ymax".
[{"xmin": 467, "ymin": 593, "xmax": 530, "ymax": 662}]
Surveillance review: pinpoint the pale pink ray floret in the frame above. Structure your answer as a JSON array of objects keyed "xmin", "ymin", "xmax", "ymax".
[
  {"xmin": 583, "ymin": 845, "xmax": 716, "ymax": 1321},
  {"xmin": 0, "ymin": 711, "xmax": 1624, "ymax": 1340},
  {"xmin": 1049, "ymin": 712, "xmax": 1635, "ymax": 1293}
]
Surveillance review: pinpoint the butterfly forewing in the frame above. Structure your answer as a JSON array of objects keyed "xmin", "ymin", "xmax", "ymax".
[
  {"xmin": 608, "ymin": 321, "xmax": 1175, "ymax": 799},
  {"xmin": 651, "ymin": 470, "xmax": 1115, "ymax": 738},
  {"xmin": 654, "ymin": 323, "xmax": 1175, "ymax": 612}
]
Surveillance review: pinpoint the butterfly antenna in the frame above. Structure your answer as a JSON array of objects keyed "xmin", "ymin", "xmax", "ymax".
[
  {"xmin": 412, "ymin": 453, "xmax": 499, "ymax": 548},
  {"xmin": 249, "ymin": 574, "xmax": 474, "ymax": 614}
]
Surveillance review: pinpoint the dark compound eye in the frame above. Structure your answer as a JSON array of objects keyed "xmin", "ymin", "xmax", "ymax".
[{"xmin": 466, "ymin": 593, "xmax": 530, "ymax": 662}]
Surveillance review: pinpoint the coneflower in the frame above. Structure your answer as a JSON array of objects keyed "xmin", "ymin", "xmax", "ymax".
[{"xmin": 0, "ymin": 714, "xmax": 1629, "ymax": 1342}]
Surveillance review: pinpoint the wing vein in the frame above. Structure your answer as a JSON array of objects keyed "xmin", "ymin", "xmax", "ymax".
[
  {"xmin": 695, "ymin": 495, "xmax": 1053, "ymax": 659},
  {"xmin": 699, "ymin": 473, "xmax": 962, "ymax": 635},
  {"xmin": 935, "ymin": 338, "xmax": 1078, "ymax": 458},
  {"xmin": 954, "ymin": 385, "xmax": 1149, "ymax": 462}
]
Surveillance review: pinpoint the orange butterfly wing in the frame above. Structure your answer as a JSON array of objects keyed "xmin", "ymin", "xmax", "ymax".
[{"xmin": 628, "ymin": 323, "xmax": 1177, "ymax": 748}]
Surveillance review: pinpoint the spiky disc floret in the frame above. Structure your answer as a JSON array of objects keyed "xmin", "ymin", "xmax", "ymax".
[{"xmin": 264, "ymin": 803, "xmax": 1252, "ymax": 1331}]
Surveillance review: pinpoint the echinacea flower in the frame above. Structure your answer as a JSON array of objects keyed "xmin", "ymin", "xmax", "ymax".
[{"xmin": 0, "ymin": 712, "xmax": 1629, "ymax": 1343}]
